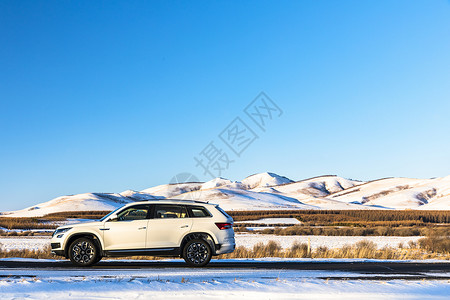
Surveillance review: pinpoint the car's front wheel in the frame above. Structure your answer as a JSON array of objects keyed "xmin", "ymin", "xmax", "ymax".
[
  {"xmin": 68, "ymin": 237, "xmax": 99, "ymax": 267},
  {"xmin": 182, "ymin": 239, "xmax": 212, "ymax": 267}
]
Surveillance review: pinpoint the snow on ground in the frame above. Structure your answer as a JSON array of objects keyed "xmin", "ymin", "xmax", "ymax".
[
  {"xmin": 0, "ymin": 237, "xmax": 50, "ymax": 251},
  {"xmin": 0, "ymin": 234, "xmax": 422, "ymax": 252},
  {"xmin": 236, "ymin": 218, "xmax": 301, "ymax": 225},
  {"xmin": 0, "ymin": 262, "xmax": 449, "ymax": 299},
  {"xmin": 236, "ymin": 234, "xmax": 422, "ymax": 249},
  {"xmin": 245, "ymin": 226, "xmax": 289, "ymax": 231}
]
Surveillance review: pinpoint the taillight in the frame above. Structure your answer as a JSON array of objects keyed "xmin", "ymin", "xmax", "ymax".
[{"xmin": 215, "ymin": 223, "xmax": 232, "ymax": 230}]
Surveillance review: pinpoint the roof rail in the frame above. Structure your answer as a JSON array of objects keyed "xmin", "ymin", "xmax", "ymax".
[{"xmin": 140, "ymin": 199, "xmax": 211, "ymax": 205}]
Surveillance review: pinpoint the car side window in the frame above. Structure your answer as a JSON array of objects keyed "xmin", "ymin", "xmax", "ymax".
[
  {"xmin": 188, "ymin": 206, "xmax": 212, "ymax": 218},
  {"xmin": 154, "ymin": 205, "xmax": 188, "ymax": 219},
  {"xmin": 116, "ymin": 205, "xmax": 150, "ymax": 221}
]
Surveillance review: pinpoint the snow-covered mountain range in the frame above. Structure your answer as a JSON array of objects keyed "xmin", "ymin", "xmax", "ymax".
[{"xmin": 2, "ymin": 172, "xmax": 450, "ymax": 217}]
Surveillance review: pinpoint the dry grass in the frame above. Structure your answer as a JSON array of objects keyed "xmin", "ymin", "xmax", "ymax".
[
  {"xmin": 43, "ymin": 211, "xmax": 111, "ymax": 220},
  {"xmin": 0, "ymin": 218, "xmax": 58, "ymax": 230},
  {"xmin": 418, "ymin": 228, "xmax": 450, "ymax": 254},
  {"xmin": 229, "ymin": 210, "xmax": 450, "ymax": 224},
  {"xmin": 0, "ymin": 245, "xmax": 54, "ymax": 259},
  {"xmin": 254, "ymin": 225, "xmax": 429, "ymax": 236},
  {"xmin": 0, "ymin": 229, "xmax": 52, "ymax": 237},
  {"xmin": 219, "ymin": 239, "xmax": 450, "ymax": 260}
]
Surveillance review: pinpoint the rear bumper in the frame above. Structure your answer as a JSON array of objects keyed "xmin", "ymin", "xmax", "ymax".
[{"xmin": 215, "ymin": 242, "xmax": 235, "ymax": 255}]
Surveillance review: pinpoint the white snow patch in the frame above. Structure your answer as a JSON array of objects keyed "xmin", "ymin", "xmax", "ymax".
[
  {"xmin": 237, "ymin": 218, "xmax": 301, "ymax": 225},
  {"xmin": 235, "ymin": 234, "xmax": 422, "ymax": 250}
]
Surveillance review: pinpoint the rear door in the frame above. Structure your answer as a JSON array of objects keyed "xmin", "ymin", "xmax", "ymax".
[
  {"xmin": 146, "ymin": 204, "xmax": 192, "ymax": 248},
  {"xmin": 102, "ymin": 204, "xmax": 150, "ymax": 250}
]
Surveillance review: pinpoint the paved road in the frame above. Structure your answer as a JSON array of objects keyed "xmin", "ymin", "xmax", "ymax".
[{"xmin": 1, "ymin": 260, "xmax": 449, "ymax": 275}]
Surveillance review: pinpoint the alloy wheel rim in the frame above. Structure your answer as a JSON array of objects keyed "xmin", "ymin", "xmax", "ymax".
[
  {"xmin": 72, "ymin": 241, "xmax": 95, "ymax": 264},
  {"xmin": 187, "ymin": 242, "xmax": 208, "ymax": 264}
]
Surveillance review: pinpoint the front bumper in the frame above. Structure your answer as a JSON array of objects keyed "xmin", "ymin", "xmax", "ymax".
[
  {"xmin": 50, "ymin": 237, "xmax": 65, "ymax": 256},
  {"xmin": 52, "ymin": 250, "xmax": 65, "ymax": 256}
]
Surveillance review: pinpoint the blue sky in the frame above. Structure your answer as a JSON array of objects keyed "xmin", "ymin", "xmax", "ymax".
[{"xmin": 1, "ymin": 1, "xmax": 450, "ymax": 211}]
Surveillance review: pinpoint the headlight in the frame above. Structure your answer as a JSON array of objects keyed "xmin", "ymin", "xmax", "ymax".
[{"xmin": 52, "ymin": 227, "xmax": 72, "ymax": 238}]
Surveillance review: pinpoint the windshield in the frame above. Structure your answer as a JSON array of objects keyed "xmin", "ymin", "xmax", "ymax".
[{"xmin": 100, "ymin": 207, "xmax": 122, "ymax": 222}]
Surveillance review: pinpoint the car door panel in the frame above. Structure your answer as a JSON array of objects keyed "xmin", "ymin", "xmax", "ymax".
[
  {"xmin": 102, "ymin": 220, "xmax": 148, "ymax": 250},
  {"xmin": 146, "ymin": 205, "xmax": 192, "ymax": 248},
  {"xmin": 146, "ymin": 218, "xmax": 192, "ymax": 248},
  {"xmin": 102, "ymin": 204, "xmax": 150, "ymax": 250}
]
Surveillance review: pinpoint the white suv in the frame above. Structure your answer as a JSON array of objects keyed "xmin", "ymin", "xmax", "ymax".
[{"xmin": 51, "ymin": 200, "xmax": 235, "ymax": 267}]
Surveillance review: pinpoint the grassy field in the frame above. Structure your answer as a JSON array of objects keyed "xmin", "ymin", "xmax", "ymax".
[{"xmin": 228, "ymin": 209, "xmax": 450, "ymax": 224}]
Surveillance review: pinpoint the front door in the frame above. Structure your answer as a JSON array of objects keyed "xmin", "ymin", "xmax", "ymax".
[
  {"xmin": 146, "ymin": 204, "xmax": 192, "ymax": 248},
  {"xmin": 103, "ymin": 204, "xmax": 150, "ymax": 250}
]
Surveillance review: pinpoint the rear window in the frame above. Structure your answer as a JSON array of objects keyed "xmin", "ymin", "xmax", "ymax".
[
  {"xmin": 188, "ymin": 206, "xmax": 212, "ymax": 218},
  {"xmin": 154, "ymin": 205, "xmax": 188, "ymax": 219}
]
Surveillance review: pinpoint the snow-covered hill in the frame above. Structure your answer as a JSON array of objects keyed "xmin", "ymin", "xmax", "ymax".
[
  {"xmin": 1, "ymin": 173, "xmax": 449, "ymax": 217},
  {"xmin": 0, "ymin": 193, "xmax": 134, "ymax": 218},
  {"xmin": 330, "ymin": 175, "xmax": 450, "ymax": 209}
]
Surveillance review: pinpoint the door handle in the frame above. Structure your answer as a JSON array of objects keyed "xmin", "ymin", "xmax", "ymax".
[
  {"xmin": 138, "ymin": 227, "xmax": 147, "ymax": 230},
  {"xmin": 100, "ymin": 228, "xmax": 110, "ymax": 231},
  {"xmin": 180, "ymin": 225, "xmax": 189, "ymax": 228}
]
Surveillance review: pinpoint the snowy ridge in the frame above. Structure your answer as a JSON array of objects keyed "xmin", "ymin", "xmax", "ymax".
[
  {"xmin": 330, "ymin": 175, "xmax": 450, "ymax": 209},
  {"xmin": 241, "ymin": 172, "xmax": 294, "ymax": 189},
  {"xmin": 0, "ymin": 193, "xmax": 134, "ymax": 218},
  {"xmin": 1, "ymin": 173, "xmax": 450, "ymax": 217}
]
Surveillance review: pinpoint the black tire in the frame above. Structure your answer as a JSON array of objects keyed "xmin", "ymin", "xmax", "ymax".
[
  {"xmin": 182, "ymin": 239, "xmax": 212, "ymax": 267},
  {"xmin": 93, "ymin": 254, "xmax": 102, "ymax": 264},
  {"xmin": 68, "ymin": 237, "xmax": 99, "ymax": 267}
]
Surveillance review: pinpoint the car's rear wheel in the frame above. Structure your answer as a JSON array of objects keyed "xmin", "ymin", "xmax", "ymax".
[
  {"xmin": 182, "ymin": 239, "xmax": 212, "ymax": 267},
  {"xmin": 68, "ymin": 237, "xmax": 99, "ymax": 267}
]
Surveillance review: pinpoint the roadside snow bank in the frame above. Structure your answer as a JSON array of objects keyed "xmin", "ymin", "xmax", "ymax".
[{"xmin": 0, "ymin": 265, "xmax": 449, "ymax": 300}]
